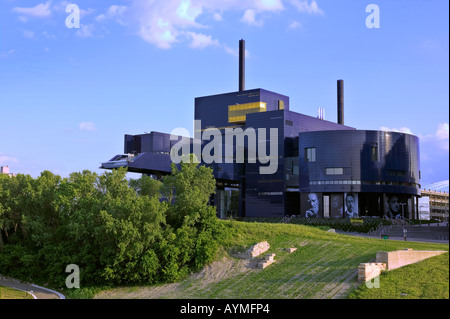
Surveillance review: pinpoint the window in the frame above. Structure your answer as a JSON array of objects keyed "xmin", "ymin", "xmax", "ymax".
[
  {"xmin": 326, "ymin": 167, "xmax": 344, "ymax": 175},
  {"xmin": 371, "ymin": 145, "xmax": 378, "ymax": 161},
  {"xmin": 228, "ymin": 102, "xmax": 267, "ymax": 124},
  {"xmin": 323, "ymin": 195, "xmax": 330, "ymax": 218},
  {"xmin": 305, "ymin": 147, "xmax": 316, "ymax": 162},
  {"xmin": 387, "ymin": 169, "xmax": 406, "ymax": 177},
  {"xmin": 278, "ymin": 100, "xmax": 284, "ymax": 110}
]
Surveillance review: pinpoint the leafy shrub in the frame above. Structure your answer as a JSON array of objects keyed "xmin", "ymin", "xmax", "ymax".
[{"xmin": 0, "ymin": 160, "xmax": 221, "ymax": 289}]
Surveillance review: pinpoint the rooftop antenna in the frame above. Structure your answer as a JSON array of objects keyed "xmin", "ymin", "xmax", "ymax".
[{"xmin": 317, "ymin": 107, "xmax": 325, "ymax": 120}]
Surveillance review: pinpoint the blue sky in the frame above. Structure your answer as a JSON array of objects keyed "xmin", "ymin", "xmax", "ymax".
[{"xmin": 0, "ymin": 0, "xmax": 448, "ymax": 191}]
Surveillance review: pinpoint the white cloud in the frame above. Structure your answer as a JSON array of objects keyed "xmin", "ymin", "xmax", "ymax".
[
  {"xmin": 104, "ymin": 0, "xmax": 322, "ymax": 51},
  {"xmin": 435, "ymin": 123, "xmax": 449, "ymax": 151},
  {"xmin": 289, "ymin": 0, "xmax": 324, "ymax": 15},
  {"xmin": 80, "ymin": 8, "xmax": 97, "ymax": 19},
  {"xmin": 23, "ymin": 30, "xmax": 35, "ymax": 39},
  {"xmin": 222, "ymin": 45, "xmax": 250, "ymax": 57},
  {"xmin": 12, "ymin": 1, "xmax": 52, "ymax": 19},
  {"xmin": 0, "ymin": 49, "xmax": 15, "ymax": 58},
  {"xmin": 76, "ymin": 24, "xmax": 95, "ymax": 38},
  {"xmin": 379, "ymin": 126, "xmax": 414, "ymax": 135},
  {"xmin": 418, "ymin": 123, "xmax": 449, "ymax": 151},
  {"xmin": 132, "ymin": 0, "xmax": 205, "ymax": 49},
  {"xmin": 0, "ymin": 155, "xmax": 19, "ymax": 165},
  {"xmin": 128, "ymin": 0, "xmax": 289, "ymax": 49},
  {"xmin": 42, "ymin": 31, "xmax": 56, "ymax": 39},
  {"xmin": 177, "ymin": 0, "xmax": 203, "ymax": 22},
  {"xmin": 241, "ymin": 9, "xmax": 262, "ymax": 26},
  {"xmin": 188, "ymin": 32, "xmax": 220, "ymax": 48},
  {"xmin": 96, "ymin": 5, "xmax": 127, "ymax": 24},
  {"xmin": 436, "ymin": 123, "xmax": 449, "ymax": 141},
  {"xmin": 79, "ymin": 122, "xmax": 97, "ymax": 131},
  {"xmin": 254, "ymin": 0, "xmax": 284, "ymax": 11},
  {"xmin": 52, "ymin": 1, "xmax": 95, "ymax": 18},
  {"xmin": 288, "ymin": 20, "xmax": 302, "ymax": 30},
  {"xmin": 241, "ymin": 0, "xmax": 284, "ymax": 26}
]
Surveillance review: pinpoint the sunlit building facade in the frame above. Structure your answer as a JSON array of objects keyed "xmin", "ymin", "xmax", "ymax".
[{"xmin": 101, "ymin": 40, "xmax": 421, "ymax": 219}]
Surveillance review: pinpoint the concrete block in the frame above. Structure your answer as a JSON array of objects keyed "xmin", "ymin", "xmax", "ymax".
[
  {"xmin": 247, "ymin": 241, "xmax": 270, "ymax": 258},
  {"xmin": 376, "ymin": 249, "xmax": 447, "ymax": 271},
  {"xmin": 358, "ymin": 263, "xmax": 386, "ymax": 282},
  {"xmin": 258, "ymin": 254, "xmax": 276, "ymax": 269}
]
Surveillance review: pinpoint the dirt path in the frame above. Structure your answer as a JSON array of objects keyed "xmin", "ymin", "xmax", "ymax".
[
  {"xmin": 95, "ymin": 240, "xmax": 362, "ymax": 300},
  {"xmin": 95, "ymin": 256, "xmax": 255, "ymax": 299}
]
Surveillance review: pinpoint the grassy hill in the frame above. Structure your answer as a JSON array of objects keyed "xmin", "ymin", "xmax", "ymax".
[
  {"xmin": 0, "ymin": 285, "xmax": 34, "ymax": 299},
  {"xmin": 93, "ymin": 220, "xmax": 449, "ymax": 299}
]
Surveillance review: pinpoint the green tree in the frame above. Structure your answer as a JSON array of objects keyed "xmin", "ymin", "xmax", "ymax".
[
  {"xmin": 160, "ymin": 156, "xmax": 223, "ymax": 273},
  {"xmin": 128, "ymin": 174, "xmax": 162, "ymax": 198},
  {"xmin": 162, "ymin": 157, "xmax": 216, "ymax": 227},
  {"xmin": 96, "ymin": 168, "xmax": 167, "ymax": 284},
  {"xmin": 0, "ymin": 162, "xmax": 223, "ymax": 288}
]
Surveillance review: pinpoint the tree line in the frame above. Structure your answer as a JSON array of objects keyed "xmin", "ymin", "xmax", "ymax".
[{"xmin": 0, "ymin": 160, "xmax": 223, "ymax": 288}]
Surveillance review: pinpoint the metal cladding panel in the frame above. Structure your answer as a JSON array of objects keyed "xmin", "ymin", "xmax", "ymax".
[
  {"xmin": 124, "ymin": 135, "xmax": 134, "ymax": 154},
  {"xmin": 244, "ymin": 193, "xmax": 284, "ymax": 217},
  {"xmin": 128, "ymin": 152, "xmax": 173, "ymax": 173},
  {"xmin": 139, "ymin": 134, "xmax": 153, "ymax": 153},
  {"xmin": 211, "ymin": 163, "xmax": 242, "ymax": 181},
  {"xmin": 244, "ymin": 112, "xmax": 285, "ymax": 187},
  {"xmin": 244, "ymin": 110, "xmax": 285, "ymax": 217},
  {"xmin": 195, "ymin": 89, "xmax": 262, "ymax": 129},
  {"xmin": 150, "ymin": 131, "xmax": 171, "ymax": 153},
  {"xmin": 286, "ymin": 111, "xmax": 355, "ymax": 133},
  {"xmin": 194, "ymin": 88, "xmax": 289, "ymax": 128},
  {"xmin": 259, "ymin": 89, "xmax": 289, "ymax": 111},
  {"xmin": 125, "ymin": 132, "xmax": 185, "ymax": 154},
  {"xmin": 298, "ymin": 130, "xmax": 420, "ymax": 196},
  {"xmin": 229, "ymin": 108, "xmax": 353, "ymax": 217},
  {"xmin": 284, "ymin": 110, "xmax": 355, "ymax": 157},
  {"xmin": 195, "ymin": 89, "xmax": 289, "ymax": 183}
]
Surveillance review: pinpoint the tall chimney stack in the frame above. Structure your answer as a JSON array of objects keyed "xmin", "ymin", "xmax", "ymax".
[
  {"xmin": 337, "ymin": 79, "xmax": 344, "ymax": 125},
  {"xmin": 239, "ymin": 39, "xmax": 245, "ymax": 92}
]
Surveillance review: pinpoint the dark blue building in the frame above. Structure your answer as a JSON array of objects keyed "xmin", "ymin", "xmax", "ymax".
[{"xmin": 101, "ymin": 40, "xmax": 421, "ymax": 220}]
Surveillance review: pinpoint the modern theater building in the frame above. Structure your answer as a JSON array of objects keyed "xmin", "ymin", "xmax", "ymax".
[{"xmin": 101, "ymin": 40, "xmax": 421, "ymax": 220}]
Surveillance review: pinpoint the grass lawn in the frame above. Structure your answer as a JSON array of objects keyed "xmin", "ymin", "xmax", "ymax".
[
  {"xmin": 349, "ymin": 252, "xmax": 449, "ymax": 299},
  {"xmin": 0, "ymin": 285, "xmax": 34, "ymax": 299},
  {"xmin": 93, "ymin": 220, "xmax": 449, "ymax": 299}
]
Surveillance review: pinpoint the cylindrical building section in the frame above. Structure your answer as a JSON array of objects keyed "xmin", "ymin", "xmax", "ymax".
[{"xmin": 298, "ymin": 130, "xmax": 421, "ymax": 218}]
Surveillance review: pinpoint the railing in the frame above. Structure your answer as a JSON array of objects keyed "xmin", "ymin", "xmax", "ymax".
[
  {"xmin": 281, "ymin": 215, "xmax": 294, "ymax": 223},
  {"xmin": 396, "ymin": 215, "xmax": 414, "ymax": 226}
]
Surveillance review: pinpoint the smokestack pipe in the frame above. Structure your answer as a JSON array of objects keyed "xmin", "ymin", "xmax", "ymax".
[
  {"xmin": 239, "ymin": 39, "xmax": 245, "ymax": 92},
  {"xmin": 337, "ymin": 79, "xmax": 344, "ymax": 125}
]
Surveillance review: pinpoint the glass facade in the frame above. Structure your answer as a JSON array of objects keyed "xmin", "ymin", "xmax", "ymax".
[
  {"xmin": 104, "ymin": 88, "xmax": 421, "ymax": 219},
  {"xmin": 305, "ymin": 147, "xmax": 316, "ymax": 162},
  {"xmin": 228, "ymin": 102, "xmax": 267, "ymax": 124}
]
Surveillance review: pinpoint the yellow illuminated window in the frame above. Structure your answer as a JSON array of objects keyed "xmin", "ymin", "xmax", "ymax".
[
  {"xmin": 278, "ymin": 100, "xmax": 284, "ymax": 110},
  {"xmin": 228, "ymin": 102, "xmax": 267, "ymax": 123}
]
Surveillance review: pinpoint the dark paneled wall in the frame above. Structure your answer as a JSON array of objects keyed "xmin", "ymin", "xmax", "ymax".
[
  {"xmin": 115, "ymin": 90, "xmax": 421, "ymax": 219},
  {"xmin": 298, "ymin": 130, "xmax": 420, "ymax": 196}
]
